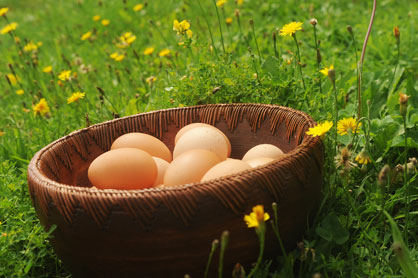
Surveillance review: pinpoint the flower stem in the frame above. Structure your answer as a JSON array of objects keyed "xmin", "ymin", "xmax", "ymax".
[
  {"xmin": 313, "ymin": 25, "xmax": 323, "ymax": 95},
  {"xmin": 204, "ymin": 239, "xmax": 219, "ymax": 278},
  {"xmin": 250, "ymin": 20, "xmax": 262, "ymax": 66},
  {"xmin": 248, "ymin": 224, "xmax": 266, "ymax": 278},
  {"xmin": 196, "ymin": 0, "xmax": 219, "ymax": 58},
  {"xmin": 212, "ymin": 0, "xmax": 226, "ymax": 56},
  {"xmin": 402, "ymin": 115, "xmax": 410, "ymax": 244},
  {"xmin": 292, "ymin": 34, "xmax": 306, "ymax": 93}
]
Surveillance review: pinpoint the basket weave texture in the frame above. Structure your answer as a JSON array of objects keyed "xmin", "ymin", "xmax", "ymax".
[{"xmin": 28, "ymin": 103, "xmax": 324, "ymax": 278}]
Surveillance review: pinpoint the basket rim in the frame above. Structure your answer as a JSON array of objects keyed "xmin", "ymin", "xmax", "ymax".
[{"xmin": 28, "ymin": 103, "xmax": 320, "ymax": 195}]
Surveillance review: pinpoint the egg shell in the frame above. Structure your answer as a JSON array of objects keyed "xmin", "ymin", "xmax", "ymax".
[
  {"xmin": 173, "ymin": 127, "xmax": 229, "ymax": 161},
  {"xmin": 175, "ymin": 123, "xmax": 231, "ymax": 157},
  {"xmin": 201, "ymin": 159, "xmax": 251, "ymax": 182},
  {"xmin": 152, "ymin": 157, "xmax": 170, "ymax": 186},
  {"xmin": 88, "ymin": 148, "xmax": 157, "ymax": 190},
  {"xmin": 242, "ymin": 144, "xmax": 284, "ymax": 161},
  {"xmin": 163, "ymin": 149, "xmax": 221, "ymax": 187},
  {"xmin": 111, "ymin": 132, "xmax": 172, "ymax": 162},
  {"xmin": 246, "ymin": 157, "xmax": 275, "ymax": 168}
]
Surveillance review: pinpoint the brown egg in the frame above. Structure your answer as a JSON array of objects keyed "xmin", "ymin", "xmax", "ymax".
[
  {"xmin": 175, "ymin": 123, "xmax": 231, "ymax": 157},
  {"xmin": 163, "ymin": 149, "xmax": 221, "ymax": 187},
  {"xmin": 201, "ymin": 159, "xmax": 251, "ymax": 182},
  {"xmin": 246, "ymin": 157, "xmax": 274, "ymax": 168},
  {"xmin": 88, "ymin": 148, "xmax": 157, "ymax": 190},
  {"xmin": 173, "ymin": 127, "xmax": 229, "ymax": 161},
  {"xmin": 111, "ymin": 132, "xmax": 172, "ymax": 162},
  {"xmin": 242, "ymin": 144, "xmax": 284, "ymax": 161},
  {"xmin": 152, "ymin": 157, "xmax": 170, "ymax": 186}
]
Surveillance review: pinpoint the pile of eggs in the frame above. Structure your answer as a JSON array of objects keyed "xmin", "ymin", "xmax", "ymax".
[{"xmin": 87, "ymin": 123, "xmax": 285, "ymax": 190}]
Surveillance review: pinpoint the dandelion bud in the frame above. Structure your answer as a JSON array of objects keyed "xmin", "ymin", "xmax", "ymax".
[
  {"xmin": 377, "ymin": 165, "xmax": 391, "ymax": 187},
  {"xmin": 399, "ymin": 92, "xmax": 409, "ymax": 117},
  {"xmin": 232, "ymin": 263, "xmax": 246, "ymax": 278},
  {"xmin": 235, "ymin": 9, "xmax": 240, "ymax": 18},
  {"xmin": 249, "ymin": 19, "xmax": 254, "ymax": 26},
  {"xmin": 393, "ymin": 26, "xmax": 400, "ymax": 41},
  {"xmin": 220, "ymin": 230, "xmax": 229, "ymax": 249},
  {"xmin": 407, "ymin": 157, "xmax": 417, "ymax": 174},
  {"xmin": 313, "ymin": 273, "xmax": 322, "ymax": 278},
  {"xmin": 310, "ymin": 18, "xmax": 318, "ymax": 26},
  {"xmin": 347, "ymin": 25, "xmax": 353, "ymax": 35},
  {"xmin": 327, "ymin": 69, "xmax": 336, "ymax": 85},
  {"xmin": 316, "ymin": 49, "xmax": 322, "ymax": 64},
  {"xmin": 272, "ymin": 31, "xmax": 276, "ymax": 42}
]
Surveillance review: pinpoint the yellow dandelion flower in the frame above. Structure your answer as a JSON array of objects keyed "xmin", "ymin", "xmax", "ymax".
[
  {"xmin": 159, "ymin": 48, "xmax": 171, "ymax": 57},
  {"xmin": 143, "ymin": 47, "xmax": 154, "ymax": 55},
  {"xmin": 14, "ymin": 36, "xmax": 20, "ymax": 43},
  {"xmin": 225, "ymin": 17, "xmax": 233, "ymax": 25},
  {"xmin": 6, "ymin": 73, "xmax": 18, "ymax": 85},
  {"xmin": 279, "ymin": 21, "xmax": 303, "ymax": 37},
  {"xmin": 67, "ymin": 92, "xmax": 86, "ymax": 104},
  {"xmin": 0, "ymin": 7, "xmax": 9, "ymax": 17},
  {"xmin": 23, "ymin": 42, "xmax": 38, "ymax": 52},
  {"xmin": 173, "ymin": 19, "xmax": 190, "ymax": 35},
  {"xmin": 117, "ymin": 32, "xmax": 136, "ymax": 48},
  {"xmin": 33, "ymin": 98, "xmax": 50, "ymax": 116},
  {"xmin": 1, "ymin": 22, "xmax": 18, "ymax": 34},
  {"xmin": 81, "ymin": 31, "xmax": 92, "ymax": 41},
  {"xmin": 337, "ymin": 117, "xmax": 361, "ymax": 135},
  {"xmin": 16, "ymin": 89, "xmax": 24, "ymax": 95},
  {"xmin": 110, "ymin": 52, "xmax": 125, "ymax": 62},
  {"xmin": 216, "ymin": 0, "xmax": 227, "ymax": 7},
  {"xmin": 320, "ymin": 65, "xmax": 334, "ymax": 76},
  {"xmin": 133, "ymin": 3, "xmax": 144, "ymax": 11},
  {"xmin": 101, "ymin": 19, "xmax": 110, "ymax": 26},
  {"xmin": 146, "ymin": 76, "xmax": 156, "ymax": 84},
  {"xmin": 92, "ymin": 15, "xmax": 101, "ymax": 21},
  {"xmin": 0, "ymin": 131, "xmax": 4, "ymax": 136},
  {"xmin": 58, "ymin": 70, "xmax": 72, "ymax": 81},
  {"xmin": 355, "ymin": 150, "xmax": 371, "ymax": 165},
  {"xmin": 306, "ymin": 120, "xmax": 333, "ymax": 137},
  {"xmin": 244, "ymin": 205, "xmax": 270, "ymax": 228},
  {"xmin": 186, "ymin": 29, "xmax": 193, "ymax": 39},
  {"xmin": 42, "ymin": 66, "xmax": 52, "ymax": 73},
  {"xmin": 37, "ymin": 42, "xmax": 43, "ymax": 47},
  {"xmin": 236, "ymin": 0, "xmax": 243, "ymax": 5}
]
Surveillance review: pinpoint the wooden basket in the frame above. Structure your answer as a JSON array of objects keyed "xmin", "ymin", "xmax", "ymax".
[{"xmin": 27, "ymin": 103, "xmax": 324, "ymax": 278}]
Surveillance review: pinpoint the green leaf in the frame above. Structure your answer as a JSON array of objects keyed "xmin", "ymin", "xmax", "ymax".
[
  {"xmin": 315, "ymin": 212, "xmax": 349, "ymax": 245},
  {"xmin": 261, "ymin": 56, "xmax": 280, "ymax": 76}
]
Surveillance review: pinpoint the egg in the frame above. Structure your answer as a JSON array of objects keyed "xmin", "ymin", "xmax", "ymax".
[
  {"xmin": 163, "ymin": 149, "xmax": 221, "ymax": 187},
  {"xmin": 201, "ymin": 159, "xmax": 251, "ymax": 182},
  {"xmin": 152, "ymin": 157, "xmax": 170, "ymax": 186},
  {"xmin": 246, "ymin": 157, "xmax": 274, "ymax": 168},
  {"xmin": 173, "ymin": 127, "xmax": 229, "ymax": 161},
  {"xmin": 242, "ymin": 144, "xmax": 284, "ymax": 161},
  {"xmin": 175, "ymin": 123, "xmax": 231, "ymax": 157},
  {"xmin": 111, "ymin": 132, "xmax": 172, "ymax": 162},
  {"xmin": 88, "ymin": 148, "xmax": 157, "ymax": 190}
]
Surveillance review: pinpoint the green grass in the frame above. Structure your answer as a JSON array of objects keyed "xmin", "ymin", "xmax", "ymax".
[{"xmin": 0, "ymin": 0, "xmax": 417, "ymax": 277}]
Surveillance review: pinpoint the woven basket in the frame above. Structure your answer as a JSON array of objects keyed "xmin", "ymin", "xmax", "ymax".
[{"xmin": 27, "ymin": 103, "xmax": 324, "ymax": 278}]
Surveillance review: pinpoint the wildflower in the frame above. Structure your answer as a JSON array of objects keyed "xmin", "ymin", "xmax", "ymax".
[
  {"xmin": 6, "ymin": 73, "xmax": 18, "ymax": 85},
  {"xmin": 236, "ymin": 0, "xmax": 243, "ymax": 5},
  {"xmin": 0, "ymin": 131, "xmax": 4, "ymax": 136},
  {"xmin": 42, "ymin": 66, "xmax": 52, "ymax": 73},
  {"xmin": 81, "ymin": 31, "xmax": 92, "ymax": 41},
  {"xmin": 335, "ymin": 147, "xmax": 356, "ymax": 175},
  {"xmin": 393, "ymin": 26, "xmax": 400, "ymax": 40},
  {"xmin": 310, "ymin": 18, "xmax": 318, "ymax": 26},
  {"xmin": 377, "ymin": 165, "xmax": 391, "ymax": 187},
  {"xmin": 133, "ymin": 3, "xmax": 144, "ymax": 11},
  {"xmin": 244, "ymin": 205, "xmax": 270, "ymax": 228},
  {"xmin": 143, "ymin": 47, "xmax": 154, "ymax": 55},
  {"xmin": 67, "ymin": 92, "xmax": 86, "ymax": 104},
  {"xmin": 23, "ymin": 42, "xmax": 39, "ymax": 52},
  {"xmin": 355, "ymin": 149, "xmax": 371, "ymax": 165},
  {"xmin": 319, "ymin": 65, "xmax": 334, "ymax": 76},
  {"xmin": 16, "ymin": 89, "xmax": 24, "ymax": 95},
  {"xmin": 1, "ymin": 22, "xmax": 18, "ymax": 34},
  {"xmin": 186, "ymin": 29, "xmax": 193, "ymax": 39},
  {"xmin": 306, "ymin": 121, "xmax": 333, "ymax": 138},
  {"xmin": 225, "ymin": 17, "xmax": 233, "ymax": 25},
  {"xmin": 14, "ymin": 36, "xmax": 20, "ymax": 43},
  {"xmin": 399, "ymin": 92, "xmax": 409, "ymax": 117},
  {"xmin": 216, "ymin": 0, "xmax": 227, "ymax": 7},
  {"xmin": 58, "ymin": 70, "xmax": 72, "ymax": 81},
  {"xmin": 101, "ymin": 19, "xmax": 110, "ymax": 26},
  {"xmin": 279, "ymin": 21, "xmax": 303, "ymax": 37},
  {"xmin": 159, "ymin": 48, "xmax": 171, "ymax": 57},
  {"xmin": 337, "ymin": 117, "xmax": 361, "ymax": 135},
  {"xmin": 33, "ymin": 98, "xmax": 50, "ymax": 116},
  {"xmin": 110, "ymin": 52, "xmax": 125, "ymax": 61},
  {"xmin": 92, "ymin": 15, "xmax": 101, "ymax": 21},
  {"xmin": 118, "ymin": 32, "xmax": 136, "ymax": 48},
  {"xmin": 173, "ymin": 19, "xmax": 190, "ymax": 35},
  {"xmin": 146, "ymin": 76, "xmax": 157, "ymax": 84},
  {"xmin": 0, "ymin": 7, "xmax": 9, "ymax": 17}
]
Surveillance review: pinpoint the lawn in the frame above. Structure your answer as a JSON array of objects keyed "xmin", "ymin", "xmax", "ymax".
[{"xmin": 0, "ymin": 0, "xmax": 417, "ymax": 277}]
